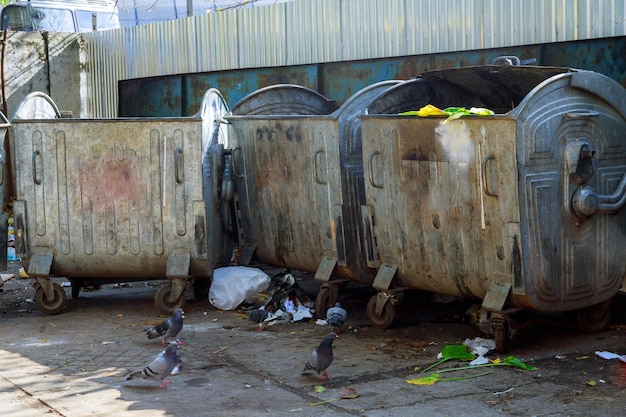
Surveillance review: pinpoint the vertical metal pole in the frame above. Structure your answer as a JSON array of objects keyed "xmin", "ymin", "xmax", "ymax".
[{"xmin": 187, "ymin": 0, "xmax": 193, "ymax": 17}]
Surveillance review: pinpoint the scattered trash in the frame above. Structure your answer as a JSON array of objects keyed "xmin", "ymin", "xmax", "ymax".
[
  {"xmin": 469, "ymin": 356, "xmax": 490, "ymax": 366},
  {"xmin": 406, "ymin": 370, "xmax": 493, "ymax": 385},
  {"xmin": 464, "ymin": 337, "xmax": 495, "ymax": 365},
  {"xmin": 262, "ymin": 270, "xmax": 315, "ymax": 315},
  {"xmin": 7, "ymin": 247, "xmax": 19, "ymax": 261},
  {"xmin": 18, "ymin": 268, "xmax": 29, "ymax": 279},
  {"xmin": 62, "ymin": 282, "xmax": 72, "ymax": 287},
  {"xmin": 407, "ymin": 344, "xmax": 536, "ymax": 386},
  {"xmin": 0, "ymin": 273, "xmax": 13, "ymax": 289},
  {"xmin": 425, "ymin": 344, "xmax": 476, "ymax": 373},
  {"xmin": 209, "ymin": 266, "xmax": 271, "ymax": 310},
  {"xmin": 493, "ymin": 387, "xmax": 514, "ymax": 395},
  {"xmin": 292, "ymin": 305, "xmax": 313, "ymax": 322},
  {"xmin": 309, "ymin": 387, "xmax": 360, "ymax": 406},
  {"xmin": 239, "ymin": 270, "xmax": 316, "ymax": 325},
  {"xmin": 595, "ymin": 351, "xmax": 626, "ymax": 363}
]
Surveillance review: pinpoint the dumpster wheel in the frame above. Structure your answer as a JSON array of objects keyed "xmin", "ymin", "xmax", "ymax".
[
  {"xmin": 366, "ymin": 295, "xmax": 395, "ymax": 329},
  {"xmin": 155, "ymin": 283, "xmax": 186, "ymax": 315},
  {"xmin": 315, "ymin": 285, "xmax": 337, "ymax": 319},
  {"xmin": 70, "ymin": 278, "xmax": 84, "ymax": 299},
  {"xmin": 577, "ymin": 299, "xmax": 612, "ymax": 333},
  {"xmin": 34, "ymin": 282, "xmax": 67, "ymax": 315}
]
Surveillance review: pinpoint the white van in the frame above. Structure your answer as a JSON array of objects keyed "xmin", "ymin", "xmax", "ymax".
[{"xmin": 0, "ymin": 0, "xmax": 120, "ymax": 32}]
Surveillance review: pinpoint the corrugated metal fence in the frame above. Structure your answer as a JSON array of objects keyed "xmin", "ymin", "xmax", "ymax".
[{"xmin": 84, "ymin": 0, "xmax": 626, "ymax": 117}]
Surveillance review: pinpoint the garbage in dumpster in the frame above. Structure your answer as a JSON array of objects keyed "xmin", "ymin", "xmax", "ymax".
[
  {"xmin": 400, "ymin": 104, "xmax": 494, "ymax": 123},
  {"xmin": 209, "ymin": 266, "xmax": 271, "ymax": 310}
]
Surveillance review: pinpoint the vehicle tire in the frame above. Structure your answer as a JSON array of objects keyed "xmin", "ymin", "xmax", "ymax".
[
  {"xmin": 34, "ymin": 283, "xmax": 67, "ymax": 315},
  {"xmin": 577, "ymin": 301, "xmax": 612, "ymax": 333},
  {"xmin": 366, "ymin": 294, "xmax": 395, "ymax": 329},
  {"xmin": 155, "ymin": 283, "xmax": 185, "ymax": 315}
]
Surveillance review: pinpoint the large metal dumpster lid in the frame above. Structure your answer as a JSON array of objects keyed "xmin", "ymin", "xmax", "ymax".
[
  {"xmin": 420, "ymin": 65, "xmax": 574, "ymax": 108},
  {"xmin": 11, "ymin": 92, "xmax": 62, "ymax": 120},
  {"xmin": 367, "ymin": 65, "xmax": 575, "ymax": 114},
  {"xmin": 231, "ymin": 84, "xmax": 338, "ymax": 115}
]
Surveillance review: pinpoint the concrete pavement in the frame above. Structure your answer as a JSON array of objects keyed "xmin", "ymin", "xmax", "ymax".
[{"xmin": 1, "ymin": 267, "xmax": 625, "ymax": 417}]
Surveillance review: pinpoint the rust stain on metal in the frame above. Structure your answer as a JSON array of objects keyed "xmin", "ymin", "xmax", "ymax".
[
  {"xmin": 80, "ymin": 149, "xmax": 146, "ymax": 214},
  {"xmin": 257, "ymin": 70, "xmax": 314, "ymax": 89}
]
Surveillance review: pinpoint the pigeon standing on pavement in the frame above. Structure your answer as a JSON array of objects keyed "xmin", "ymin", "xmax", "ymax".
[
  {"xmin": 326, "ymin": 302, "xmax": 347, "ymax": 330},
  {"xmin": 302, "ymin": 332, "xmax": 339, "ymax": 382},
  {"xmin": 248, "ymin": 307, "xmax": 278, "ymax": 331},
  {"xmin": 126, "ymin": 341, "xmax": 182, "ymax": 388},
  {"xmin": 146, "ymin": 308, "xmax": 184, "ymax": 346}
]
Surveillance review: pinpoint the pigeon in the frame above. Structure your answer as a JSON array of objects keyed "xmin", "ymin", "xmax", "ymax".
[
  {"xmin": 248, "ymin": 307, "xmax": 278, "ymax": 331},
  {"xmin": 146, "ymin": 308, "xmax": 185, "ymax": 346},
  {"xmin": 326, "ymin": 302, "xmax": 347, "ymax": 330},
  {"xmin": 126, "ymin": 341, "xmax": 182, "ymax": 388},
  {"xmin": 302, "ymin": 332, "xmax": 339, "ymax": 382}
]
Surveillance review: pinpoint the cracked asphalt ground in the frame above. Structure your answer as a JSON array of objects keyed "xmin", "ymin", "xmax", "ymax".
[{"xmin": 1, "ymin": 261, "xmax": 625, "ymax": 417}]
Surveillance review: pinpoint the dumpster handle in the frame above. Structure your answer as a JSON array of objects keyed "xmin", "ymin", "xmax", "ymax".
[
  {"xmin": 32, "ymin": 150, "xmax": 42, "ymax": 185},
  {"xmin": 231, "ymin": 147, "xmax": 243, "ymax": 178},
  {"xmin": 174, "ymin": 148, "xmax": 183, "ymax": 184},
  {"xmin": 481, "ymin": 154, "xmax": 498, "ymax": 197},
  {"xmin": 313, "ymin": 150, "xmax": 327, "ymax": 185},
  {"xmin": 563, "ymin": 111, "xmax": 599, "ymax": 119},
  {"xmin": 368, "ymin": 151, "xmax": 383, "ymax": 189}
]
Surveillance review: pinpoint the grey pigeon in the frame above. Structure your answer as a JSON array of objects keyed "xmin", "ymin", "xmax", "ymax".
[
  {"xmin": 326, "ymin": 302, "xmax": 347, "ymax": 330},
  {"xmin": 146, "ymin": 308, "xmax": 184, "ymax": 346},
  {"xmin": 302, "ymin": 332, "xmax": 339, "ymax": 381},
  {"xmin": 249, "ymin": 307, "xmax": 278, "ymax": 331},
  {"xmin": 126, "ymin": 341, "xmax": 182, "ymax": 388}
]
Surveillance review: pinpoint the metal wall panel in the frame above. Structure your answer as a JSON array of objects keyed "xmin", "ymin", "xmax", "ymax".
[
  {"xmin": 286, "ymin": 0, "xmax": 340, "ymax": 64},
  {"xmin": 85, "ymin": 0, "xmax": 626, "ymax": 118}
]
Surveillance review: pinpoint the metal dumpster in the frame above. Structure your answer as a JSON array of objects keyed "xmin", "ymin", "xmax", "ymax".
[
  {"xmin": 360, "ymin": 65, "xmax": 626, "ymax": 351},
  {"xmin": 228, "ymin": 85, "xmax": 340, "ymax": 279},
  {"xmin": 9, "ymin": 91, "xmax": 232, "ymax": 315},
  {"xmin": 227, "ymin": 82, "xmax": 401, "ymax": 314}
]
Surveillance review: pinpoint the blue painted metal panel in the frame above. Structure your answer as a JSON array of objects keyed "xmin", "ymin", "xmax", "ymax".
[
  {"xmin": 118, "ymin": 37, "xmax": 626, "ymax": 117},
  {"xmin": 184, "ymin": 66, "xmax": 320, "ymax": 116}
]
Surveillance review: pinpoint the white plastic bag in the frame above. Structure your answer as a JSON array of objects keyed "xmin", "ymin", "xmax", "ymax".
[{"xmin": 209, "ymin": 266, "xmax": 271, "ymax": 310}]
